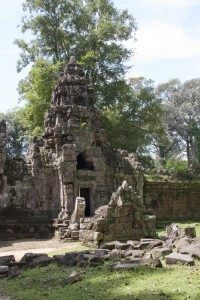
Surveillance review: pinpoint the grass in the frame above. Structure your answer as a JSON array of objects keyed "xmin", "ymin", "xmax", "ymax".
[
  {"xmin": 1, "ymin": 261, "xmax": 200, "ymax": 300},
  {"xmin": 1, "ymin": 221, "xmax": 200, "ymax": 300}
]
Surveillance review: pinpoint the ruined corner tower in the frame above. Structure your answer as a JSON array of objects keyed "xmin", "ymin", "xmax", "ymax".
[
  {"xmin": 0, "ymin": 57, "xmax": 154, "ymax": 240},
  {"xmin": 41, "ymin": 56, "xmax": 108, "ymax": 218}
]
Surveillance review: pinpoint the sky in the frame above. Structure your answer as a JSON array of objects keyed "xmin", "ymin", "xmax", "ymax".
[{"xmin": 0, "ymin": 0, "xmax": 200, "ymax": 113}]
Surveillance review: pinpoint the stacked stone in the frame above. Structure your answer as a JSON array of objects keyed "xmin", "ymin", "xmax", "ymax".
[
  {"xmin": 51, "ymin": 56, "xmax": 95, "ymax": 108},
  {"xmin": 79, "ymin": 181, "xmax": 157, "ymax": 247}
]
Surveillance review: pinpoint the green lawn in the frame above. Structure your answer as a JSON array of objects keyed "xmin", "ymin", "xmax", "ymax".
[
  {"xmin": 1, "ymin": 221, "xmax": 200, "ymax": 300},
  {"xmin": 1, "ymin": 261, "xmax": 200, "ymax": 300}
]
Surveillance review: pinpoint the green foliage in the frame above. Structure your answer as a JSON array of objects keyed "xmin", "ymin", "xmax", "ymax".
[
  {"xmin": 18, "ymin": 58, "xmax": 61, "ymax": 136},
  {"xmin": 191, "ymin": 121, "xmax": 200, "ymax": 163},
  {"xmin": 16, "ymin": 0, "xmax": 137, "ymax": 111},
  {"xmin": 103, "ymin": 77, "xmax": 163, "ymax": 153},
  {"xmin": 165, "ymin": 158, "xmax": 189, "ymax": 177},
  {"xmin": 0, "ymin": 109, "xmax": 28, "ymax": 157},
  {"xmin": 157, "ymin": 78, "xmax": 200, "ymax": 167},
  {"xmin": 138, "ymin": 154, "xmax": 155, "ymax": 169}
]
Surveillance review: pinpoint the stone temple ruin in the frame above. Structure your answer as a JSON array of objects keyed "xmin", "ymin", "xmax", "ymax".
[{"xmin": 0, "ymin": 57, "xmax": 156, "ymax": 244}]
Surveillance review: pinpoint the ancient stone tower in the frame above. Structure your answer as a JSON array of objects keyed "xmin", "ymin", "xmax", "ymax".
[
  {"xmin": 41, "ymin": 56, "xmax": 108, "ymax": 218},
  {"xmin": 0, "ymin": 57, "xmax": 154, "ymax": 240}
]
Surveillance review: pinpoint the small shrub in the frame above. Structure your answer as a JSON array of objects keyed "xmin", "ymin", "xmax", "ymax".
[{"xmin": 165, "ymin": 158, "xmax": 190, "ymax": 178}]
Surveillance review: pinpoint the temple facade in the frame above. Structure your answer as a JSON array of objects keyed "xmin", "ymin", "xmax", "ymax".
[{"xmin": 0, "ymin": 57, "xmax": 150, "ymax": 240}]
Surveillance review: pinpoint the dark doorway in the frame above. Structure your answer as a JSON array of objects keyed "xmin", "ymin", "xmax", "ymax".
[{"xmin": 80, "ymin": 188, "xmax": 91, "ymax": 216}]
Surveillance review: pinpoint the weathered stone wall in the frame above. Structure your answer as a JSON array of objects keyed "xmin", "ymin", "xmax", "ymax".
[{"xmin": 144, "ymin": 182, "xmax": 200, "ymax": 221}]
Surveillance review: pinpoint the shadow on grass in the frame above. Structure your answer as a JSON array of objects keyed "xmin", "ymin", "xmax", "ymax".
[{"xmin": 1, "ymin": 262, "xmax": 199, "ymax": 300}]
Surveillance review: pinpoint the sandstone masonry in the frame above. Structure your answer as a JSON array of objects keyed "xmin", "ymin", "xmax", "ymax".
[{"xmin": 0, "ymin": 57, "xmax": 155, "ymax": 242}]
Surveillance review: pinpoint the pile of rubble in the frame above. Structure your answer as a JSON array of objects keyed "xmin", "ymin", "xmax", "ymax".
[
  {"xmin": 54, "ymin": 181, "xmax": 157, "ymax": 244},
  {"xmin": 0, "ymin": 223, "xmax": 199, "ymax": 279}
]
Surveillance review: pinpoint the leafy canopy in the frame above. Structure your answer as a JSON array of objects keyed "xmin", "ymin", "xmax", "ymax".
[
  {"xmin": 15, "ymin": 0, "xmax": 136, "ymax": 105},
  {"xmin": 18, "ymin": 58, "xmax": 61, "ymax": 136},
  {"xmin": 103, "ymin": 77, "xmax": 163, "ymax": 153},
  {"xmin": 157, "ymin": 78, "xmax": 200, "ymax": 167},
  {"xmin": 0, "ymin": 109, "xmax": 28, "ymax": 157},
  {"xmin": 15, "ymin": 0, "xmax": 137, "ymax": 137}
]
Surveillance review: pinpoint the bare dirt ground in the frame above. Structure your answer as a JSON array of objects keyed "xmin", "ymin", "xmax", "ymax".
[{"xmin": 0, "ymin": 238, "xmax": 81, "ymax": 261}]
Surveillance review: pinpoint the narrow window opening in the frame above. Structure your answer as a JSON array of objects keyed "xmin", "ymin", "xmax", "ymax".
[{"xmin": 76, "ymin": 152, "xmax": 94, "ymax": 170}]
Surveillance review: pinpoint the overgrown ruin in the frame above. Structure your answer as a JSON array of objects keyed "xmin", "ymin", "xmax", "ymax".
[{"xmin": 0, "ymin": 57, "xmax": 156, "ymax": 242}]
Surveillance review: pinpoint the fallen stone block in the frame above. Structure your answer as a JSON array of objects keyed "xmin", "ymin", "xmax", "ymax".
[
  {"xmin": 61, "ymin": 270, "xmax": 82, "ymax": 285},
  {"xmin": 53, "ymin": 254, "xmax": 71, "ymax": 265},
  {"xmin": 126, "ymin": 240, "xmax": 140, "ymax": 247},
  {"xmin": 0, "ymin": 266, "xmax": 9, "ymax": 276},
  {"xmin": 183, "ymin": 227, "xmax": 196, "ymax": 238},
  {"xmin": 110, "ymin": 257, "xmax": 162, "ymax": 270},
  {"xmin": 4, "ymin": 262, "xmax": 28, "ymax": 268},
  {"xmin": 122, "ymin": 249, "xmax": 144, "ymax": 258},
  {"xmin": 20, "ymin": 253, "xmax": 48, "ymax": 263},
  {"xmin": 173, "ymin": 237, "xmax": 191, "ymax": 252},
  {"xmin": 101, "ymin": 241, "xmax": 120, "ymax": 250},
  {"xmin": 29, "ymin": 255, "xmax": 52, "ymax": 267},
  {"xmin": 166, "ymin": 224, "xmax": 182, "ymax": 240},
  {"xmin": 69, "ymin": 250, "xmax": 91, "ymax": 255},
  {"xmin": 105, "ymin": 249, "xmax": 122, "ymax": 260},
  {"xmin": 133, "ymin": 257, "xmax": 162, "ymax": 268},
  {"xmin": 0, "ymin": 255, "xmax": 15, "ymax": 266},
  {"xmin": 180, "ymin": 245, "xmax": 200, "ymax": 259},
  {"xmin": 91, "ymin": 249, "xmax": 110, "ymax": 258},
  {"xmin": 166, "ymin": 253, "xmax": 194, "ymax": 266},
  {"xmin": 74, "ymin": 254, "xmax": 88, "ymax": 267},
  {"xmin": 115, "ymin": 242, "xmax": 132, "ymax": 250},
  {"xmin": 159, "ymin": 236, "xmax": 169, "ymax": 242},
  {"xmin": 136, "ymin": 239, "xmax": 162, "ymax": 250},
  {"xmin": 151, "ymin": 247, "xmax": 172, "ymax": 259},
  {"xmin": 8, "ymin": 266, "xmax": 20, "ymax": 278},
  {"xmin": 110, "ymin": 261, "xmax": 139, "ymax": 270},
  {"xmin": 146, "ymin": 240, "xmax": 163, "ymax": 250},
  {"xmin": 89, "ymin": 255, "xmax": 103, "ymax": 267},
  {"xmin": 166, "ymin": 224, "xmax": 196, "ymax": 240}
]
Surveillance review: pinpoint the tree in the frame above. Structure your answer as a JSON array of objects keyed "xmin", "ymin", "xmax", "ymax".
[
  {"xmin": 0, "ymin": 109, "xmax": 28, "ymax": 157},
  {"xmin": 15, "ymin": 0, "xmax": 137, "ymax": 132},
  {"xmin": 18, "ymin": 58, "xmax": 61, "ymax": 136},
  {"xmin": 103, "ymin": 77, "xmax": 163, "ymax": 153},
  {"xmin": 157, "ymin": 78, "xmax": 200, "ymax": 167}
]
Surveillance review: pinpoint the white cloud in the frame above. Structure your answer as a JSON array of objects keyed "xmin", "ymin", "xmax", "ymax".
[
  {"xmin": 129, "ymin": 22, "xmax": 200, "ymax": 64},
  {"xmin": 141, "ymin": 0, "xmax": 200, "ymax": 7}
]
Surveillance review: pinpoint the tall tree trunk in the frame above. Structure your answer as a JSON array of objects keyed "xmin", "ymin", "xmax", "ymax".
[
  {"xmin": 186, "ymin": 139, "xmax": 191, "ymax": 168},
  {"xmin": 191, "ymin": 137, "xmax": 196, "ymax": 163}
]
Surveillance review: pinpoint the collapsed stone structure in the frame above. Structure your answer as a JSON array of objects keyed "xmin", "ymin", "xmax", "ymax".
[
  {"xmin": 0, "ymin": 57, "xmax": 156, "ymax": 242},
  {"xmin": 79, "ymin": 181, "xmax": 156, "ymax": 246}
]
